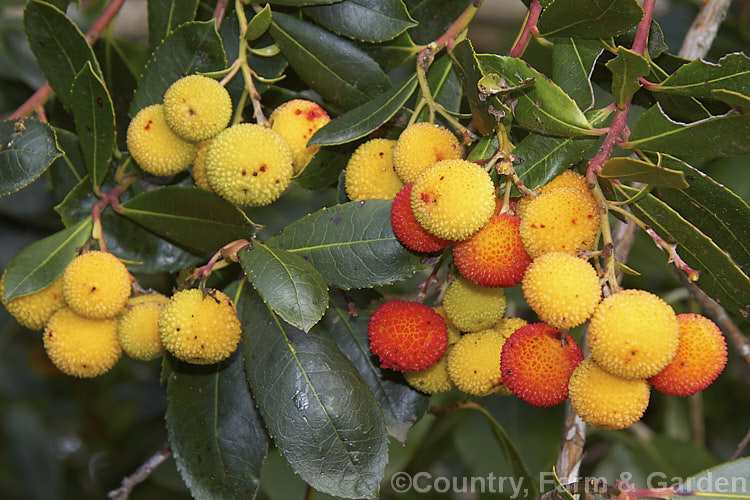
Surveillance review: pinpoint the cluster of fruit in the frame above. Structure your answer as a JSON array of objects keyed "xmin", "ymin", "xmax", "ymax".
[
  {"xmin": 1, "ymin": 250, "xmax": 242, "ymax": 377},
  {"xmin": 126, "ymin": 74, "xmax": 330, "ymax": 206},
  {"xmin": 362, "ymin": 122, "xmax": 728, "ymax": 431}
]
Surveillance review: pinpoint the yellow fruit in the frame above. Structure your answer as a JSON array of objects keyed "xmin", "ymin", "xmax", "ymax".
[
  {"xmin": 344, "ymin": 139, "xmax": 403, "ymax": 201},
  {"xmin": 493, "ymin": 317, "xmax": 528, "ymax": 338},
  {"xmin": 393, "ymin": 122, "xmax": 462, "ymax": 183},
  {"xmin": 0, "ymin": 270, "xmax": 65, "ymax": 330},
  {"xmin": 43, "ymin": 308, "xmax": 121, "ymax": 378},
  {"xmin": 192, "ymin": 140, "xmax": 214, "ymax": 191},
  {"xmin": 433, "ymin": 306, "xmax": 461, "ymax": 344},
  {"xmin": 118, "ymin": 301, "xmax": 165, "ymax": 361},
  {"xmin": 158, "ymin": 288, "xmax": 242, "ymax": 365},
  {"xmin": 522, "ymin": 252, "xmax": 602, "ymax": 329},
  {"xmin": 125, "ymin": 292, "xmax": 169, "ymax": 308},
  {"xmin": 162, "ymin": 74, "xmax": 232, "ymax": 142},
  {"xmin": 411, "ymin": 159, "xmax": 495, "ymax": 240},
  {"xmin": 404, "ymin": 347, "xmax": 454, "ymax": 394},
  {"xmin": 589, "ymin": 289, "xmax": 679, "ymax": 379},
  {"xmin": 126, "ymin": 104, "xmax": 197, "ymax": 176},
  {"xmin": 447, "ymin": 329, "xmax": 508, "ymax": 396},
  {"xmin": 516, "ymin": 170, "xmax": 593, "ymax": 220},
  {"xmin": 62, "ymin": 251, "xmax": 131, "ymax": 319},
  {"xmin": 443, "ymin": 276, "xmax": 506, "ymax": 332},
  {"xmin": 519, "ymin": 186, "xmax": 600, "ymax": 258},
  {"xmin": 568, "ymin": 359, "xmax": 650, "ymax": 430},
  {"xmin": 269, "ymin": 99, "xmax": 331, "ymax": 174},
  {"xmin": 206, "ymin": 123, "xmax": 294, "ymax": 206}
]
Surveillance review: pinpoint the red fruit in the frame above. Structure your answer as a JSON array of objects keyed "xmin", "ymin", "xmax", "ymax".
[
  {"xmin": 453, "ymin": 214, "xmax": 531, "ymax": 287},
  {"xmin": 391, "ymin": 183, "xmax": 450, "ymax": 253},
  {"xmin": 649, "ymin": 313, "xmax": 727, "ymax": 396},
  {"xmin": 501, "ymin": 323, "xmax": 583, "ymax": 407},
  {"xmin": 368, "ymin": 300, "xmax": 448, "ymax": 372}
]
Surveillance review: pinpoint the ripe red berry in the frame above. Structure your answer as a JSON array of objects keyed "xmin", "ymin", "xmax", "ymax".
[{"xmin": 391, "ymin": 183, "xmax": 450, "ymax": 253}]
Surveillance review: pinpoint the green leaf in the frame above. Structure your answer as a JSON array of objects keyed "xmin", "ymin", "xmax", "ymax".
[
  {"xmin": 466, "ymin": 134, "xmax": 499, "ymax": 163},
  {"xmin": 451, "ymin": 39, "xmax": 497, "ymax": 135},
  {"xmin": 417, "ymin": 54, "xmax": 462, "ymax": 123},
  {"xmin": 119, "ymin": 186, "xmax": 254, "ymax": 253},
  {"xmin": 293, "ymin": 147, "xmax": 349, "ymax": 190},
  {"xmin": 47, "ymin": 128, "xmax": 86, "ymax": 202},
  {"xmin": 552, "ymin": 38, "xmax": 604, "ymax": 111},
  {"xmin": 623, "ymin": 104, "xmax": 750, "ymax": 157},
  {"xmin": 239, "ymin": 285, "xmax": 388, "ymax": 499},
  {"xmin": 71, "ymin": 61, "xmax": 115, "ymax": 191},
  {"xmin": 605, "ymin": 46, "xmax": 650, "ymax": 107},
  {"xmin": 130, "ymin": 21, "xmax": 227, "ymax": 115},
  {"xmin": 362, "ymin": 32, "xmax": 418, "ymax": 71},
  {"xmin": 147, "ymin": 0, "xmax": 199, "ymax": 48},
  {"xmin": 305, "ymin": 0, "xmax": 416, "ymax": 43},
  {"xmin": 269, "ymin": 12, "xmax": 391, "ymax": 109},
  {"xmin": 478, "ymin": 54, "xmax": 598, "ymax": 137},
  {"xmin": 647, "ymin": 52, "xmax": 750, "ymax": 99},
  {"xmin": 308, "ymin": 74, "xmax": 418, "ymax": 146},
  {"xmin": 537, "ymin": 0, "xmax": 643, "ymax": 39},
  {"xmin": 263, "ymin": 0, "xmax": 345, "ymax": 4},
  {"xmin": 324, "ymin": 297, "xmax": 429, "ymax": 443},
  {"xmin": 239, "ymin": 242, "xmax": 328, "ymax": 332},
  {"xmin": 0, "ymin": 118, "xmax": 63, "ymax": 196},
  {"xmin": 266, "ymin": 199, "xmax": 424, "ymax": 289},
  {"xmin": 614, "ymin": 19, "xmax": 668, "ymax": 60},
  {"xmin": 246, "ymin": 4, "xmax": 272, "ymax": 41},
  {"xmin": 405, "ymin": 0, "xmax": 473, "ymax": 45},
  {"xmin": 23, "ymin": 0, "xmax": 102, "ymax": 110},
  {"xmin": 712, "ymin": 89, "xmax": 750, "ymax": 112},
  {"xmin": 3, "ymin": 217, "xmax": 92, "ymax": 300},
  {"xmin": 599, "ymin": 157, "xmax": 688, "ymax": 188},
  {"xmin": 670, "ymin": 457, "xmax": 750, "ymax": 499}
]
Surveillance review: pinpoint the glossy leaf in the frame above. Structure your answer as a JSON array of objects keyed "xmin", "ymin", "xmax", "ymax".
[
  {"xmin": 614, "ymin": 20, "xmax": 668, "ymax": 60},
  {"xmin": 647, "ymin": 53, "xmax": 750, "ymax": 99},
  {"xmin": 23, "ymin": 0, "xmax": 102, "ymax": 110},
  {"xmin": 266, "ymin": 199, "xmax": 424, "ymax": 289},
  {"xmin": 269, "ymin": 12, "xmax": 391, "ymax": 109},
  {"xmin": 417, "ymin": 54, "xmax": 462, "ymax": 123},
  {"xmin": 362, "ymin": 32, "xmax": 418, "ymax": 71},
  {"xmin": 599, "ymin": 157, "xmax": 688, "ymax": 188},
  {"xmin": 712, "ymin": 89, "xmax": 750, "ymax": 112},
  {"xmin": 3, "ymin": 217, "xmax": 92, "ymax": 300},
  {"xmin": 324, "ymin": 297, "xmax": 429, "ymax": 443},
  {"xmin": 147, "ymin": 0, "xmax": 199, "ymax": 48},
  {"xmin": 670, "ymin": 457, "xmax": 750, "ymax": 499},
  {"xmin": 239, "ymin": 286, "xmax": 388, "ymax": 499},
  {"xmin": 130, "ymin": 21, "xmax": 227, "ymax": 115},
  {"xmin": 119, "ymin": 186, "xmax": 255, "ymax": 252},
  {"xmin": 605, "ymin": 46, "xmax": 650, "ymax": 107},
  {"xmin": 452, "ymin": 39, "xmax": 497, "ymax": 135},
  {"xmin": 305, "ymin": 0, "xmax": 416, "ymax": 43},
  {"xmin": 308, "ymin": 74, "xmax": 417, "ymax": 146},
  {"xmin": 239, "ymin": 242, "xmax": 328, "ymax": 332},
  {"xmin": 0, "ymin": 118, "xmax": 63, "ymax": 196},
  {"xmin": 293, "ymin": 148, "xmax": 349, "ymax": 190},
  {"xmin": 624, "ymin": 104, "xmax": 750, "ymax": 157},
  {"xmin": 405, "ymin": 0, "xmax": 473, "ymax": 45},
  {"xmin": 47, "ymin": 128, "xmax": 86, "ymax": 202},
  {"xmin": 537, "ymin": 0, "xmax": 643, "ymax": 39},
  {"xmin": 263, "ymin": 0, "xmax": 345, "ymax": 4},
  {"xmin": 246, "ymin": 4, "xmax": 272, "ymax": 41},
  {"xmin": 552, "ymin": 38, "xmax": 603, "ymax": 111},
  {"xmin": 71, "ymin": 61, "xmax": 115, "ymax": 191},
  {"xmin": 466, "ymin": 134, "xmax": 499, "ymax": 164}
]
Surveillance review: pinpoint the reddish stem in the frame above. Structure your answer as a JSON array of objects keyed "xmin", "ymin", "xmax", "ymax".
[
  {"xmin": 431, "ymin": 0, "xmax": 484, "ymax": 53},
  {"xmin": 212, "ymin": 0, "xmax": 231, "ymax": 29},
  {"xmin": 508, "ymin": 0, "xmax": 542, "ymax": 58}
]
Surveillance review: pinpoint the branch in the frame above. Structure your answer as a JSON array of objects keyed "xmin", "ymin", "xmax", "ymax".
[
  {"xmin": 732, "ymin": 426, "xmax": 750, "ymax": 460},
  {"xmin": 679, "ymin": 0, "xmax": 733, "ymax": 60},
  {"xmin": 508, "ymin": 0, "xmax": 542, "ymax": 58},
  {"xmin": 107, "ymin": 444, "xmax": 171, "ymax": 500},
  {"xmin": 213, "ymin": 0, "xmax": 231, "ymax": 29}
]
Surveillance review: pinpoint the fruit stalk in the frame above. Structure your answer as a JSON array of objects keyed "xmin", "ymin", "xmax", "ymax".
[
  {"xmin": 507, "ymin": 0, "xmax": 542, "ymax": 58},
  {"xmin": 236, "ymin": 0, "xmax": 267, "ymax": 126}
]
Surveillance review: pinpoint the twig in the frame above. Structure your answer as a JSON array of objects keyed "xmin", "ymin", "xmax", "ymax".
[
  {"xmin": 555, "ymin": 402, "xmax": 587, "ymax": 485},
  {"xmin": 679, "ymin": 0, "xmax": 733, "ymax": 60},
  {"xmin": 212, "ymin": 0, "xmax": 231, "ymax": 29},
  {"xmin": 107, "ymin": 444, "xmax": 171, "ymax": 500},
  {"xmin": 508, "ymin": 0, "xmax": 542, "ymax": 58},
  {"xmin": 731, "ymin": 426, "xmax": 750, "ymax": 460},
  {"xmin": 690, "ymin": 392, "xmax": 705, "ymax": 447}
]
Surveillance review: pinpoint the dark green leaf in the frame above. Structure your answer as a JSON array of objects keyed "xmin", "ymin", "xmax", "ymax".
[
  {"xmin": 478, "ymin": 55, "xmax": 599, "ymax": 137},
  {"xmin": 451, "ymin": 39, "xmax": 496, "ymax": 135},
  {"xmin": 47, "ymin": 128, "xmax": 86, "ymax": 202},
  {"xmin": 324, "ymin": 297, "xmax": 428, "ymax": 443},
  {"xmin": 671, "ymin": 457, "xmax": 750, "ymax": 499},
  {"xmin": 552, "ymin": 38, "xmax": 604, "ymax": 111},
  {"xmin": 239, "ymin": 285, "xmax": 388, "ymax": 499},
  {"xmin": 605, "ymin": 46, "xmax": 650, "ymax": 107},
  {"xmin": 119, "ymin": 186, "xmax": 254, "ymax": 252},
  {"xmin": 712, "ymin": 89, "xmax": 750, "ymax": 112},
  {"xmin": 647, "ymin": 53, "xmax": 750, "ymax": 99},
  {"xmin": 266, "ymin": 199, "xmax": 424, "ymax": 289},
  {"xmin": 3, "ymin": 217, "xmax": 92, "ymax": 300},
  {"xmin": 362, "ymin": 32, "xmax": 418, "ymax": 71},
  {"xmin": 239, "ymin": 242, "xmax": 328, "ymax": 332},
  {"xmin": 23, "ymin": 0, "xmax": 102, "ymax": 109},
  {"xmin": 130, "ymin": 21, "xmax": 227, "ymax": 115},
  {"xmin": 269, "ymin": 12, "xmax": 391, "ymax": 109},
  {"xmin": 466, "ymin": 134, "xmax": 499, "ymax": 163},
  {"xmin": 623, "ymin": 105, "xmax": 750, "ymax": 157},
  {"xmin": 308, "ymin": 74, "xmax": 417, "ymax": 146},
  {"xmin": 417, "ymin": 54, "xmax": 462, "ymax": 123},
  {"xmin": 599, "ymin": 157, "xmax": 688, "ymax": 188},
  {"xmin": 405, "ymin": 0, "xmax": 472, "ymax": 45},
  {"xmin": 0, "ymin": 118, "xmax": 63, "ymax": 196},
  {"xmin": 147, "ymin": 0, "xmax": 199, "ymax": 48},
  {"xmin": 71, "ymin": 61, "xmax": 115, "ymax": 191},
  {"xmin": 293, "ymin": 147, "xmax": 349, "ymax": 190},
  {"xmin": 614, "ymin": 20, "xmax": 668, "ymax": 60},
  {"xmin": 246, "ymin": 4, "xmax": 272, "ymax": 41},
  {"xmin": 263, "ymin": 0, "xmax": 344, "ymax": 4},
  {"xmin": 537, "ymin": 0, "xmax": 643, "ymax": 39},
  {"xmin": 305, "ymin": 0, "xmax": 416, "ymax": 43}
]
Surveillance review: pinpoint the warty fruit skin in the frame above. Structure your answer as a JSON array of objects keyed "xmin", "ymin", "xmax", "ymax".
[
  {"xmin": 269, "ymin": 99, "xmax": 331, "ymax": 175},
  {"xmin": 126, "ymin": 104, "xmax": 197, "ymax": 176},
  {"xmin": 391, "ymin": 183, "xmax": 450, "ymax": 253},
  {"xmin": 118, "ymin": 301, "xmax": 165, "ymax": 361},
  {"xmin": 443, "ymin": 275, "xmax": 506, "ymax": 333},
  {"xmin": 62, "ymin": 251, "xmax": 131, "ymax": 320},
  {"xmin": 0, "ymin": 270, "xmax": 65, "ymax": 330},
  {"xmin": 404, "ymin": 347, "xmax": 454, "ymax": 394},
  {"xmin": 568, "ymin": 359, "xmax": 650, "ymax": 430},
  {"xmin": 162, "ymin": 74, "xmax": 232, "ymax": 142},
  {"xmin": 650, "ymin": 313, "xmax": 727, "ymax": 397},
  {"xmin": 43, "ymin": 308, "xmax": 122, "ymax": 378},
  {"xmin": 367, "ymin": 300, "xmax": 447, "ymax": 372},
  {"xmin": 447, "ymin": 328, "xmax": 508, "ymax": 396},
  {"xmin": 432, "ymin": 306, "xmax": 461, "ymax": 345},
  {"xmin": 345, "ymin": 139, "xmax": 404, "ymax": 201},
  {"xmin": 392, "ymin": 122, "xmax": 462, "ymax": 183},
  {"xmin": 411, "ymin": 159, "xmax": 495, "ymax": 241},
  {"xmin": 589, "ymin": 289, "xmax": 679, "ymax": 379},
  {"xmin": 191, "ymin": 139, "xmax": 214, "ymax": 191},
  {"xmin": 515, "ymin": 170, "xmax": 593, "ymax": 220},
  {"xmin": 493, "ymin": 317, "xmax": 528, "ymax": 338},
  {"xmin": 522, "ymin": 252, "xmax": 602, "ymax": 329},
  {"xmin": 205, "ymin": 123, "xmax": 294, "ymax": 207}
]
